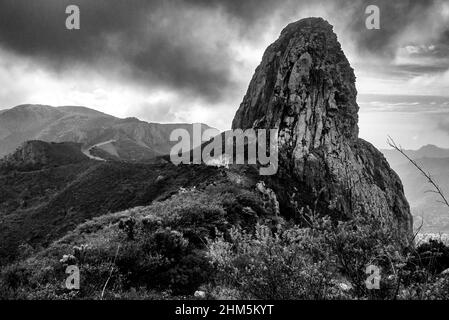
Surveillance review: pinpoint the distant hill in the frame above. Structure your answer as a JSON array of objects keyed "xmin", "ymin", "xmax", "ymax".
[
  {"xmin": 0, "ymin": 140, "xmax": 88, "ymax": 172},
  {"xmin": 381, "ymin": 146, "xmax": 449, "ymax": 233},
  {"xmin": 381, "ymin": 145, "xmax": 449, "ymax": 167},
  {"xmin": 0, "ymin": 104, "xmax": 213, "ymax": 161}
]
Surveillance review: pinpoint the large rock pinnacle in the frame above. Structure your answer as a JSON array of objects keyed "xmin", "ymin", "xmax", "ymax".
[{"xmin": 232, "ymin": 18, "xmax": 413, "ymax": 243}]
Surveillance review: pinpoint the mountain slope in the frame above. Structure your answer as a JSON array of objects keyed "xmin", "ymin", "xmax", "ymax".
[
  {"xmin": 0, "ymin": 104, "xmax": 212, "ymax": 161},
  {"xmin": 0, "ymin": 140, "xmax": 236, "ymax": 265},
  {"xmin": 0, "ymin": 140, "xmax": 88, "ymax": 171}
]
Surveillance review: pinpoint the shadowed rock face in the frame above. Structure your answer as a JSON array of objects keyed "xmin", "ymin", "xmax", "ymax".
[
  {"xmin": 232, "ymin": 17, "xmax": 413, "ymax": 244},
  {"xmin": 0, "ymin": 140, "xmax": 88, "ymax": 170}
]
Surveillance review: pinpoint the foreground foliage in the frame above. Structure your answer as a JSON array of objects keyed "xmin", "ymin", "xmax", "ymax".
[{"xmin": 1, "ymin": 179, "xmax": 449, "ymax": 300}]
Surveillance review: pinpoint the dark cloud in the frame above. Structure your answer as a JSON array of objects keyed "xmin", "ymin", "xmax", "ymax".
[
  {"xmin": 189, "ymin": 0, "xmax": 283, "ymax": 22},
  {"xmin": 0, "ymin": 0, "xmax": 236, "ymax": 100},
  {"xmin": 192, "ymin": 0, "xmax": 449, "ymax": 57},
  {"xmin": 339, "ymin": 0, "xmax": 439, "ymax": 55},
  {"xmin": 0, "ymin": 0, "xmax": 448, "ymax": 103}
]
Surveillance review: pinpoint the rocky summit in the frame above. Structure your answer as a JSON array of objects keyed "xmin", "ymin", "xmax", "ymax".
[{"xmin": 232, "ymin": 17, "xmax": 413, "ymax": 243}]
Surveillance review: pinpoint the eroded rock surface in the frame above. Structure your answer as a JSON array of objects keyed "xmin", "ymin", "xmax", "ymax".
[{"xmin": 232, "ymin": 18, "xmax": 413, "ymax": 243}]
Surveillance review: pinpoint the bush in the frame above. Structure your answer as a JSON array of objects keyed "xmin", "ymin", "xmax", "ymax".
[
  {"xmin": 413, "ymin": 239, "xmax": 449, "ymax": 274},
  {"xmin": 207, "ymin": 220, "xmax": 341, "ymax": 299},
  {"xmin": 206, "ymin": 211, "xmax": 435, "ymax": 300}
]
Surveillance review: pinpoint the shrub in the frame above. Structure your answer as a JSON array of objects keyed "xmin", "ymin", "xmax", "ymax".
[
  {"xmin": 207, "ymin": 221, "xmax": 340, "ymax": 299},
  {"xmin": 413, "ymin": 239, "xmax": 449, "ymax": 274},
  {"xmin": 206, "ymin": 211, "xmax": 419, "ymax": 300}
]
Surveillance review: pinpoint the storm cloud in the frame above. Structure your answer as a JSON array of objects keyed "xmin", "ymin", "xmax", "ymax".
[
  {"xmin": 0, "ymin": 0, "xmax": 237, "ymax": 100},
  {"xmin": 1, "ymin": 0, "xmax": 448, "ymax": 102}
]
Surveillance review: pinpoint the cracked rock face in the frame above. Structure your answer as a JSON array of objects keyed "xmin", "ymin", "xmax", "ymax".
[{"xmin": 232, "ymin": 18, "xmax": 413, "ymax": 244}]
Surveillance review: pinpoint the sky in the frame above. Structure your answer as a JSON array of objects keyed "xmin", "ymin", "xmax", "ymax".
[{"xmin": 0, "ymin": 0, "xmax": 449, "ymax": 149}]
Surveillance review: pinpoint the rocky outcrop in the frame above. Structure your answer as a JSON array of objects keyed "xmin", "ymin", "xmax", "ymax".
[
  {"xmin": 232, "ymin": 18, "xmax": 413, "ymax": 243},
  {"xmin": 0, "ymin": 140, "xmax": 88, "ymax": 170}
]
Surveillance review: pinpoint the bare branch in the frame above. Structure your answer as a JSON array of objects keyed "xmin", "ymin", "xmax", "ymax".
[{"xmin": 387, "ymin": 136, "xmax": 449, "ymax": 210}]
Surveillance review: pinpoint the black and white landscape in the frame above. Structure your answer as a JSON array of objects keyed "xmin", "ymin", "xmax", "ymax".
[{"xmin": 1, "ymin": 0, "xmax": 449, "ymax": 301}]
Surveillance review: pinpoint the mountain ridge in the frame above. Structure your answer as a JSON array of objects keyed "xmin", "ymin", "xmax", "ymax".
[
  {"xmin": 0, "ymin": 140, "xmax": 89, "ymax": 171},
  {"xmin": 0, "ymin": 104, "xmax": 213, "ymax": 161}
]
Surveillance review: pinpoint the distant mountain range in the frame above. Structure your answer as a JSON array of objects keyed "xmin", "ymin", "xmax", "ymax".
[
  {"xmin": 381, "ymin": 145, "xmax": 449, "ymax": 233},
  {"xmin": 0, "ymin": 104, "xmax": 213, "ymax": 162}
]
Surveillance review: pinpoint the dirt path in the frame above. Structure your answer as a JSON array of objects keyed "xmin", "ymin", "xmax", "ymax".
[{"xmin": 82, "ymin": 139, "xmax": 116, "ymax": 161}]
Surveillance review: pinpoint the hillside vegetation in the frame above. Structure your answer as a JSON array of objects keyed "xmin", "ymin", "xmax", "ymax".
[
  {"xmin": 1, "ymin": 177, "xmax": 449, "ymax": 300},
  {"xmin": 0, "ymin": 141, "xmax": 237, "ymax": 265},
  {"xmin": 0, "ymin": 141, "xmax": 448, "ymax": 299}
]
